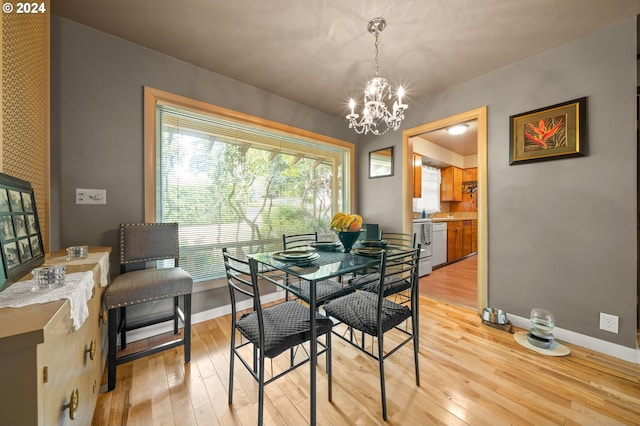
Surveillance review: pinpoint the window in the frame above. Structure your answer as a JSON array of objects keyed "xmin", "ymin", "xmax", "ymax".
[
  {"xmin": 144, "ymin": 87, "xmax": 354, "ymax": 283},
  {"xmin": 421, "ymin": 165, "xmax": 441, "ymax": 213}
]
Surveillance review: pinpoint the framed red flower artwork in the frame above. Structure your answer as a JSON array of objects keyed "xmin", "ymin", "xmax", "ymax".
[{"xmin": 509, "ymin": 97, "xmax": 587, "ymax": 165}]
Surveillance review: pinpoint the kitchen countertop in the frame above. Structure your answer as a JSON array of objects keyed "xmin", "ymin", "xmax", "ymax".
[{"xmin": 432, "ymin": 216, "xmax": 477, "ymax": 222}]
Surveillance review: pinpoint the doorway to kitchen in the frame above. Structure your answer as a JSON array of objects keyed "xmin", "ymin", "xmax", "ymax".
[{"xmin": 402, "ymin": 106, "xmax": 487, "ymax": 314}]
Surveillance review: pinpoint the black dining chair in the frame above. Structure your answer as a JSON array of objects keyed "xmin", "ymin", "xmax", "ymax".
[
  {"xmin": 223, "ymin": 248, "xmax": 333, "ymax": 425},
  {"xmin": 104, "ymin": 223, "xmax": 193, "ymax": 391},
  {"xmin": 282, "ymin": 231, "xmax": 318, "ymax": 249},
  {"xmin": 323, "ymin": 247, "xmax": 421, "ymax": 421},
  {"xmin": 349, "ymin": 232, "xmax": 417, "ymax": 300},
  {"xmin": 282, "ymin": 232, "xmax": 346, "ymax": 305},
  {"xmin": 380, "ymin": 231, "xmax": 416, "ymax": 249}
]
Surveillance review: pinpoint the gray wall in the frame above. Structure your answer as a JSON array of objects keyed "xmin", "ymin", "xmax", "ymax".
[
  {"xmin": 52, "ymin": 15, "xmax": 637, "ymax": 348},
  {"xmin": 50, "ymin": 16, "xmax": 356, "ymax": 314},
  {"xmin": 359, "ymin": 18, "xmax": 637, "ymax": 348}
]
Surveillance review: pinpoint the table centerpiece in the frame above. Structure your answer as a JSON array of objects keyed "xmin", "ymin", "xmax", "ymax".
[{"xmin": 330, "ymin": 212, "xmax": 363, "ymax": 253}]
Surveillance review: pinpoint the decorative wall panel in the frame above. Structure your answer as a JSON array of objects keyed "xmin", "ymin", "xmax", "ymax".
[{"xmin": 1, "ymin": 2, "xmax": 50, "ymax": 250}]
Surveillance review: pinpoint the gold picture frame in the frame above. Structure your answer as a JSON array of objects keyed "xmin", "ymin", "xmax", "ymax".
[{"xmin": 509, "ymin": 97, "xmax": 587, "ymax": 165}]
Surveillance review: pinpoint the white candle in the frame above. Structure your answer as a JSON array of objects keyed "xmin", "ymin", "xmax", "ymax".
[
  {"xmin": 349, "ymin": 98, "xmax": 356, "ymax": 115},
  {"xmin": 397, "ymin": 86, "xmax": 405, "ymax": 104}
]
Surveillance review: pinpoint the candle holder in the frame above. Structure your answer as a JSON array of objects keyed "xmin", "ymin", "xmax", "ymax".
[
  {"xmin": 31, "ymin": 265, "xmax": 66, "ymax": 291},
  {"xmin": 66, "ymin": 245, "xmax": 89, "ymax": 260}
]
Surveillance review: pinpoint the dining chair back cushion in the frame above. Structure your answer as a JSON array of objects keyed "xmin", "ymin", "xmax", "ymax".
[{"xmin": 119, "ymin": 222, "xmax": 181, "ymax": 271}]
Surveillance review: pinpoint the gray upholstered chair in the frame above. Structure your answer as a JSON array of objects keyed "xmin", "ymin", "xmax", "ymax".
[
  {"xmin": 104, "ymin": 223, "xmax": 192, "ymax": 391},
  {"xmin": 223, "ymin": 248, "xmax": 333, "ymax": 425},
  {"xmin": 324, "ymin": 246, "xmax": 421, "ymax": 420}
]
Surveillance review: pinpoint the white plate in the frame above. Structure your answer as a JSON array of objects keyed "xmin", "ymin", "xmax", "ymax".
[
  {"xmin": 273, "ymin": 251, "xmax": 320, "ymax": 262},
  {"xmin": 278, "ymin": 250, "xmax": 315, "ymax": 259}
]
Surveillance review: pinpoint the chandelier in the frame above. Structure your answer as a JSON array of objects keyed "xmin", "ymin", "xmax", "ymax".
[{"xmin": 346, "ymin": 17, "xmax": 407, "ymax": 136}]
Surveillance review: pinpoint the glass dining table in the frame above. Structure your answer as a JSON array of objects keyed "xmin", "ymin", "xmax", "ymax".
[{"xmin": 249, "ymin": 249, "xmax": 381, "ymax": 425}]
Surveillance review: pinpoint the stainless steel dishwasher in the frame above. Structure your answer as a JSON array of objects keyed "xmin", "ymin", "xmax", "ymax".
[{"xmin": 432, "ymin": 222, "xmax": 447, "ymax": 267}]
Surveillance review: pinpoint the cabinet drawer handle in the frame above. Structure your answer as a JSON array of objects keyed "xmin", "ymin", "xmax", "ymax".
[
  {"xmin": 85, "ymin": 338, "xmax": 96, "ymax": 361},
  {"xmin": 62, "ymin": 387, "xmax": 79, "ymax": 420}
]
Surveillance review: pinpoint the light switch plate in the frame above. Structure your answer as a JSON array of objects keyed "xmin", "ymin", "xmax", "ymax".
[{"xmin": 76, "ymin": 188, "xmax": 106, "ymax": 205}]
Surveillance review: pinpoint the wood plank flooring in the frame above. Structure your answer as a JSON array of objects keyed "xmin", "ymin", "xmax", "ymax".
[
  {"xmin": 420, "ymin": 255, "xmax": 477, "ymax": 310},
  {"xmin": 93, "ymin": 295, "xmax": 640, "ymax": 426}
]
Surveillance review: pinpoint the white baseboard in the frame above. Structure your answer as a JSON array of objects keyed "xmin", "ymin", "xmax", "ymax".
[
  {"xmin": 508, "ymin": 314, "xmax": 640, "ymax": 364},
  {"xmin": 123, "ymin": 289, "xmax": 287, "ymax": 344},
  {"xmin": 124, "ymin": 293, "xmax": 639, "ymax": 365}
]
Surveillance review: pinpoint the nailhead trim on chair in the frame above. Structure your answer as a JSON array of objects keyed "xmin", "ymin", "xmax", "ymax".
[
  {"xmin": 107, "ymin": 290, "xmax": 191, "ymax": 309},
  {"xmin": 119, "ymin": 222, "xmax": 181, "ymax": 264}
]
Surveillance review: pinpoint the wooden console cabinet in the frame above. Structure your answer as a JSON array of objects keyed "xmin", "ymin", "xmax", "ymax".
[{"xmin": 0, "ymin": 248, "xmax": 110, "ymax": 425}]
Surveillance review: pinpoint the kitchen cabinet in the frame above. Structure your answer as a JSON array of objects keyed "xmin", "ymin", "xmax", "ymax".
[
  {"xmin": 472, "ymin": 219, "xmax": 478, "ymax": 253},
  {"xmin": 447, "ymin": 220, "xmax": 477, "ymax": 262},
  {"xmin": 447, "ymin": 220, "xmax": 463, "ymax": 261},
  {"xmin": 0, "ymin": 249, "xmax": 110, "ymax": 425},
  {"xmin": 441, "ymin": 166, "xmax": 462, "ymax": 201},
  {"xmin": 462, "ymin": 220, "xmax": 473, "ymax": 256},
  {"xmin": 462, "ymin": 167, "xmax": 477, "ymax": 182},
  {"xmin": 413, "ymin": 153, "xmax": 422, "ymax": 198}
]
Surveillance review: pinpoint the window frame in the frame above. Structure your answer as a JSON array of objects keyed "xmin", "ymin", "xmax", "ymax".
[{"xmin": 143, "ymin": 86, "xmax": 356, "ymax": 286}]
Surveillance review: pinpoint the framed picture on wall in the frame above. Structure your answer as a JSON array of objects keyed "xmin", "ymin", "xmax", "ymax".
[
  {"xmin": 0, "ymin": 172, "xmax": 44, "ymax": 291},
  {"xmin": 509, "ymin": 97, "xmax": 587, "ymax": 165}
]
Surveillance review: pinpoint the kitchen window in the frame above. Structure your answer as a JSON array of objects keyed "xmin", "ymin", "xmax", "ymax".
[{"xmin": 144, "ymin": 87, "xmax": 354, "ymax": 284}]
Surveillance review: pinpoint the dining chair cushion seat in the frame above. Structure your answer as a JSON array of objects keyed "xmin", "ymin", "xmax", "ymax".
[
  {"xmin": 236, "ymin": 300, "xmax": 333, "ymax": 358},
  {"xmin": 348, "ymin": 272, "xmax": 411, "ymax": 296},
  {"xmin": 291, "ymin": 279, "xmax": 349, "ymax": 302},
  {"xmin": 324, "ymin": 291, "xmax": 411, "ymax": 337},
  {"xmin": 105, "ymin": 267, "xmax": 193, "ymax": 309}
]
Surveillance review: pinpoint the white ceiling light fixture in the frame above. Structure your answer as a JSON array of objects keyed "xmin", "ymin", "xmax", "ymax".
[
  {"xmin": 346, "ymin": 17, "xmax": 407, "ymax": 136},
  {"xmin": 447, "ymin": 124, "xmax": 469, "ymax": 135}
]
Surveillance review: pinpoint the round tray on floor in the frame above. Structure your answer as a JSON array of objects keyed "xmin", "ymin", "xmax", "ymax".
[{"xmin": 513, "ymin": 331, "xmax": 571, "ymax": 356}]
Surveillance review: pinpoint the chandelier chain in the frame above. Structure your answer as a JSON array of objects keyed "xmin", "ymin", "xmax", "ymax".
[{"xmin": 374, "ymin": 31, "xmax": 379, "ymax": 77}]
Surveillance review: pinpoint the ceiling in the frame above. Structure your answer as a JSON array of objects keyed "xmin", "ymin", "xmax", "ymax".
[
  {"xmin": 52, "ymin": 0, "xmax": 640, "ymax": 123},
  {"xmin": 417, "ymin": 120, "xmax": 478, "ymax": 158}
]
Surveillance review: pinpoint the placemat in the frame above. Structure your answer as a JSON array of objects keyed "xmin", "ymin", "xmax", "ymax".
[
  {"xmin": 46, "ymin": 251, "xmax": 110, "ymax": 286},
  {"xmin": 0, "ymin": 271, "xmax": 95, "ymax": 330}
]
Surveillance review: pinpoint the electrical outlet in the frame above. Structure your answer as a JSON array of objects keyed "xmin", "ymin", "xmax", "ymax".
[
  {"xmin": 76, "ymin": 188, "xmax": 107, "ymax": 205},
  {"xmin": 599, "ymin": 312, "xmax": 619, "ymax": 334}
]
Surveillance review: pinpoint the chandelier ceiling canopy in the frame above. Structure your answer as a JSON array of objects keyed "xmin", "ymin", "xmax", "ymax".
[{"xmin": 346, "ymin": 17, "xmax": 407, "ymax": 136}]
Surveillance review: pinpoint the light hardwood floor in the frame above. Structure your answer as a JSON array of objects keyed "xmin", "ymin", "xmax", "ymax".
[
  {"xmin": 420, "ymin": 255, "xmax": 477, "ymax": 309},
  {"xmin": 92, "ymin": 295, "xmax": 640, "ymax": 426}
]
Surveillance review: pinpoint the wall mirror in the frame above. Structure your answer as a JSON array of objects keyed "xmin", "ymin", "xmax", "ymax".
[{"xmin": 369, "ymin": 146, "xmax": 394, "ymax": 178}]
